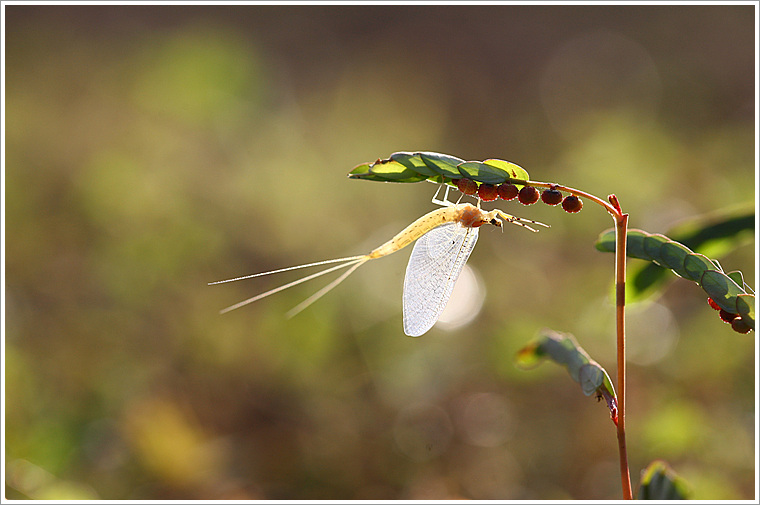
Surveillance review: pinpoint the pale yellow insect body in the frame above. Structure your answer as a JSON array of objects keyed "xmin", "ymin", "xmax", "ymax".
[{"xmin": 210, "ymin": 202, "xmax": 545, "ymax": 336}]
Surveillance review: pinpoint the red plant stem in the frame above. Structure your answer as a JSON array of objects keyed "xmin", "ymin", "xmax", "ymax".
[
  {"xmin": 525, "ymin": 181, "xmax": 619, "ymax": 216},
  {"xmin": 527, "ymin": 182, "xmax": 633, "ymax": 499},
  {"xmin": 614, "ymin": 210, "xmax": 633, "ymax": 500}
]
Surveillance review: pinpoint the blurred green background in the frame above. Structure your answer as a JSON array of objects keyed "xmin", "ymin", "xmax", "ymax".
[{"xmin": 4, "ymin": 4, "xmax": 755, "ymax": 500}]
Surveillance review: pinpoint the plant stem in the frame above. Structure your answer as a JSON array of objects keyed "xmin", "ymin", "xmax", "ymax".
[
  {"xmin": 527, "ymin": 182, "xmax": 633, "ymax": 499},
  {"xmin": 614, "ymin": 208, "xmax": 633, "ymax": 500},
  {"xmin": 525, "ymin": 181, "xmax": 620, "ymax": 216}
]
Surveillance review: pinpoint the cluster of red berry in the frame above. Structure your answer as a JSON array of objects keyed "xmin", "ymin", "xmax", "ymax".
[
  {"xmin": 707, "ymin": 297, "xmax": 752, "ymax": 333},
  {"xmin": 455, "ymin": 179, "xmax": 583, "ymax": 213}
]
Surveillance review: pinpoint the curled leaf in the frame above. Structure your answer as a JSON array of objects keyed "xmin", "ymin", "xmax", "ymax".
[{"xmin": 515, "ymin": 329, "xmax": 617, "ymax": 423}]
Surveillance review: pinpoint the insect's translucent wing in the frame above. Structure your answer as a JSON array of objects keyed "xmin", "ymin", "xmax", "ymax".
[{"xmin": 403, "ymin": 223, "xmax": 479, "ymax": 337}]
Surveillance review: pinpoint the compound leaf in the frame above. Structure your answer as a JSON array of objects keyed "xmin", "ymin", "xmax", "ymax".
[
  {"xmin": 348, "ymin": 152, "xmax": 533, "ymax": 188},
  {"xmin": 595, "ymin": 228, "xmax": 754, "ymax": 330}
]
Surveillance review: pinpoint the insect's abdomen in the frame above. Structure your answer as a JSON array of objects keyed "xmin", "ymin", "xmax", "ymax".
[{"xmin": 367, "ymin": 207, "xmax": 458, "ymax": 259}]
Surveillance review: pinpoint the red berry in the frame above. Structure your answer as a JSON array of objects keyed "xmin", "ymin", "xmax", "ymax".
[
  {"xmin": 455, "ymin": 178, "xmax": 478, "ymax": 195},
  {"xmin": 719, "ymin": 309, "xmax": 739, "ymax": 323},
  {"xmin": 731, "ymin": 318, "xmax": 752, "ymax": 334},
  {"xmin": 518, "ymin": 186, "xmax": 539, "ymax": 205},
  {"xmin": 478, "ymin": 183, "xmax": 498, "ymax": 201},
  {"xmin": 707, "ymin": 297, "xmax": 722, "ymax": 311},
  {"xmin": 541, "ymin": 188, "xmax": 563, "ymax": 205},
  {"xmin": 561, "ymin": 195, "xmax": 583, "ymax": 213},
  {"xmin": 497, "ymin": 183, "xmax": 519, "ymax": 201}
]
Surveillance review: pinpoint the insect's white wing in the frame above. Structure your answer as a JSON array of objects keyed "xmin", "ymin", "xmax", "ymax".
[{"xmin": 402, "ymin": 223, "xmax": 479, "ymax": 337}]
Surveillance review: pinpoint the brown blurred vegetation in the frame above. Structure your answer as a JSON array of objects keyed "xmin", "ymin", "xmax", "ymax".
[{"xmin": 4, "ymin": 4, "xmax": 755, "ymax": 500}]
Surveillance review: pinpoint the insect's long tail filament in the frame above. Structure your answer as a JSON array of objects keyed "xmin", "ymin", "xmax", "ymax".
[
  {"xmin": 285, "ymin": 258, "xmax": 369, "ymax": 318},
  {"xmin": 217, "ymin": 257, "xmax": 366, "ymax": 314},
  {"xmin": 208, "ymin": 255, "xmax": 366, "ymax": 285}
]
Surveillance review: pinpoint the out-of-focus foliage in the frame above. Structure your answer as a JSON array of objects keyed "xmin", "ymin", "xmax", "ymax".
[
  {"xmin": 636, "ymin": 460, "xmax": 691, "ymax": 500},
  {"xmin": 4, "ymin": 5, "xmax": 755, "ymax": 500}
]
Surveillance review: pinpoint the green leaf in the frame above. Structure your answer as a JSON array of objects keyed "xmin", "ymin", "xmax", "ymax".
[
  {"xmin": 595, "ymin": 229, "xmax": 651, "ymax": 260},
  {"xmin": 578, "ymin": 363, "xmax": 604, "ymax": 396},
  {"xmin": 368, "ymin": 159, "xmax": 429, "ymax": 182},
  {"xmin": 659, "ymin": 241, "xmax": 692, "ymax": 279},
  {"xmin": 483, "ymin": 158, "xmax": 530, "ymax": 183},
  {"xmin": 389, "ymin": 151, "xmax": 438, "ymax": 177},
  {"xmin": 701, "ymin": 270, "xmax": 746, "ymax": 313},
  {"xmin": 643, "ymin": 234, "xmax": 670, "ymax": 265},
  {"xmin": 419, "ymin": 152, "xmax": 466, "ymax": 179},
  {"xmin": 683, "ymin": 253, "xmax": 719, "ymax": 282},
  {"xmin": 736, "ymin": 294, "xmax": 755, "ymax": 330},
  {"xmin": 457, "ymin": 161, "xmax": 509, "ymax": 184},
  {"xmin": 726, "ymin": 270, "xmax": 744, "ymax": 287},
  {"xmin": 594, "ymin": 229, "xmax": 615, "ymax": 253},
  {"xmin": 516, "ymin": 329, "xmax": 616, "ymax": 407},
  {"xmin": 637, "ymin": 460, "xmax": 690, "ymax": 500},
  {"xmin": 347, "ymin": 162, "xmax": 391, "ymax": 182}
]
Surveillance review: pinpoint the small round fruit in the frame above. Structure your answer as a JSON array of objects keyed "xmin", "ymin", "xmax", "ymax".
[
  {"xmin": 478, "ymin": 183, "xmax": 498, "ymax": 201},
  {"xmin": 456, "ymin": 177, "xmax": 478, "ymax": 195},
  {"xmin": 707, "ymin": 297, "xmax": 722, "ymax": 311},
  {"xmin": 541, "ymin": 188, "xmax": 563, "ymax": 206},
  {"xmin": 731, "ymin": 318, "xmax": 752, "ymax": 334},
  {"xmin": 719, "ymin": 309, "xmax": 739, "ymax": 323},
  {"xmin": 497, "ymin": 183, "xmax": 518, "ymax": 201},
  {"xmin": 562, "ymin": 195, "xmax": 583, "ymax": 213},
  {"xmin": 518, "ymin": 186, "xmax": 540, "ymax": 205}
]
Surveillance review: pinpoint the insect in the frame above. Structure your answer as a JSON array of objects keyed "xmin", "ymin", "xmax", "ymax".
[{"xmin": 210, "ymin": 199, "xmax": 547, "ymax": 336}]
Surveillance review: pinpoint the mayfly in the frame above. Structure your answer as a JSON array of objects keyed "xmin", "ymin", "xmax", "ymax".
[{"xmin": 210, "ymin": 201, "xmax": 547, "ymax": 337}]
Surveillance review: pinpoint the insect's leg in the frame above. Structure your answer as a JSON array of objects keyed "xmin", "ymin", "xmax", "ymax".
[
  {"xmin": 431, "ymin": 183, "xmax": 454, "ymax": 207},
  {"xmin": 431, "ymin": 184, "xmax": 443, "ymax": 204},
  {"xmin": 495, "ymin": 210, "xmax": 550, "ymax": 233}
]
